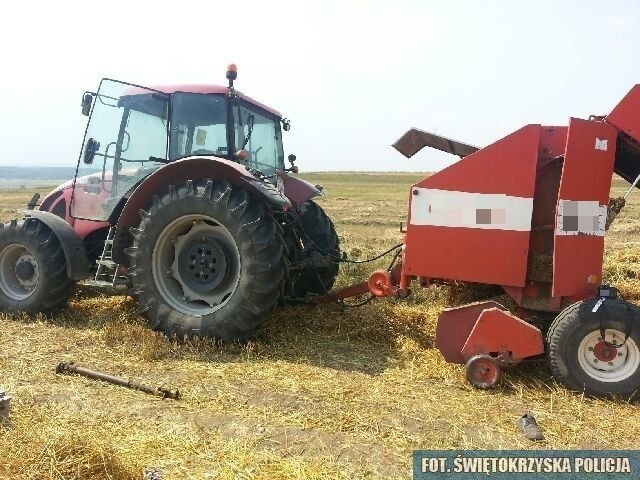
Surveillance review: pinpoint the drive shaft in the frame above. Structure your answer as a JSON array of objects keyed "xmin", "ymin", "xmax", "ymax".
[{"xmin": 56, "ymin": 362, "xmax": 180, "ymax": 400}]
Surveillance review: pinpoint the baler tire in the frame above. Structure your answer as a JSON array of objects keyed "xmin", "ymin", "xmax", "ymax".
[
  {"xmin": 0, "ymin": 218, "xmax": 73, "ymax": 314},
  {"xmin": 293, "ymin": 201, "xmax": 340, "ymax": 297},
  {"xmin": 127, "ymin": 179, "xmax": 285, "ymax": 341},
  {"xmin": 547, "ymin": 299, "xmax": 640, "ymax": 398}
]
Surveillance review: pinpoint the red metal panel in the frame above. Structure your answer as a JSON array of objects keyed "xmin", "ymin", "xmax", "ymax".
[
  {"xmin": 413, "ymin": 124, "xmax": 540, "ymax": 197},
  {"xmin": 552, "ymin": 118, "xmax": 617, "ymax": 297},
  {"xmin": 461, "ymin": 308, "xmax": 544, "ymax": 361},
  {"xmin": 607, "ymin": 84, "xmax": 640, "ymax": 143},
  {"xmin": 404, "ymin": 228, "xmax": 530, "ymax": 286},
  {"xmin": 404, "ymin": 126, "xmax": 540, "ymax": 287},
  {"xmin": 538, "ymin": 126, "xmax": 568, "ymax": 160},
  {"xmin": 435, "ymin": 301, "xmax": 504, "ymax": 364}
]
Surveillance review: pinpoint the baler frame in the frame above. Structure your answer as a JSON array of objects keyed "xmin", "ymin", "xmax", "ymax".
[{"xmin": 322, "ymin": 85, "xmax": 640, "ymax": 396}]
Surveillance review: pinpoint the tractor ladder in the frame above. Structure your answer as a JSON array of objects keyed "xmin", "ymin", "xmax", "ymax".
[{"xmin": 85, "ymin": 227, "xmax": 128, "ymax": 289}]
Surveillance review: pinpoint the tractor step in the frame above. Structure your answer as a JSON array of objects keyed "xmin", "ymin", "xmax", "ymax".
[
  {"xmin": 96, "ymin": 259, "xmax": 117, "ymax": 268},
  {"xmin": 85, "ymin": 279, "xmax": 128, "ymax": 289}
]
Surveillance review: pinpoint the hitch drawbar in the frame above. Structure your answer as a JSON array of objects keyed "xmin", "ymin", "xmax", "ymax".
[{"xmin": 56, "ymin": 362, "xmax": 180, "ymax": 400}]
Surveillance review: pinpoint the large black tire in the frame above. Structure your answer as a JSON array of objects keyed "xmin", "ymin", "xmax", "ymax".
[
  {"xmin": 127, "ymin": 179, "xmax": 285, "ymax": 341},
  {"xmin": 292, "ymin": 201, "xmax": 340, "ymax": 297},
  {"xmin": 547, "ymin": 299, "xmax": 640, "ymax": 398},
  {"xmin": 0, "ymin": 218, "xmax": 72, "ymax": 314}
]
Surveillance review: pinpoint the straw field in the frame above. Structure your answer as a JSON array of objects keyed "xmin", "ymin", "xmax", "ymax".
[{"xmin": 0, "ymin": 173, "xmax": 638, "ymax": 479}]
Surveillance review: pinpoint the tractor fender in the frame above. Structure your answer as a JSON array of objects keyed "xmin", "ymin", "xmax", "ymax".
[
  {"xmin": 278, "ymin": 172, "xmax": 323, "ymax": 205},
  {"xmin": 18, "ymin": 210, "xmax": 91, "ymax": 281},
  {"xmin": 116, "ymin": 156, "xmax": 291, "ymax": 232}
]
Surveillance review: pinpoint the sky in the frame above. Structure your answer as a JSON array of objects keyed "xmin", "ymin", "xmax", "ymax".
[{"xmin": 0, "ymin": 0, "xmax": 638, "ymax": 172}]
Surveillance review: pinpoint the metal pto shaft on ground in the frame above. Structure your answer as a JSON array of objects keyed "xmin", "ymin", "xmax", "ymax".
[{"xmin": 56, "ymin": 362, "xmax": 180, "ymax": 400}]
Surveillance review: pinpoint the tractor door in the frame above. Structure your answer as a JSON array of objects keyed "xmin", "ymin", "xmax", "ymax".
[{"xmin": 71, "ymin": 79, "xmax": 169, "ymax": 221}]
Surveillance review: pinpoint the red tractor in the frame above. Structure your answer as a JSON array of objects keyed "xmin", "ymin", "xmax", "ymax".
[{"xmin": 0, "ymin": 66, "xmax": 340, "ymax": 340}]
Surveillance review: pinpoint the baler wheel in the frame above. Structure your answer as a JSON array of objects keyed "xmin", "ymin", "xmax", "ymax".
[
  {"xmin": 547, "ymin": 299, "xmax": 640, "ymax": 398},
  {"xmin": 0, "ymin": 218, "xmax": 72, "ymax": 314},
  {"xmin": 465, "ymin": 355, "xmax": 502, "ymax": 390},
  {"xmin": 127, "ymin": 179, "xmax": 285, "ymax": 341},
  {"xmin": 292, "ymin": 200, "xmax": 340, "ymax": 297}
]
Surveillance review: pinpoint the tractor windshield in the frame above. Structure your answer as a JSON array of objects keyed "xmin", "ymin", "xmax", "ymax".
[
  {"xmin": 169, "ymin": 93, "xmax": 228, "ymax": 160},
  {"xmin": 233, "ymin": 103, "xmax": 284, "ymax": 178},
  {"xmin": 169, "ymin": 94, "xmax": 285, "ymax": 179}
]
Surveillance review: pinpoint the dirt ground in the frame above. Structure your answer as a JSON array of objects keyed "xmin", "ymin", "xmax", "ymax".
[{"xmin": 0, "ymin": 173, "xmax": 638, "ymax": 479}]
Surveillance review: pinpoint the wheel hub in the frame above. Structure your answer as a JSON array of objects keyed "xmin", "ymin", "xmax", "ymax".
[
  {"xmin": 152, "ymin": 216, "xmax": 241, "ymax": 316},
  {"xmin": 15, "ymin": 255, "xmax": 37, "ymax": 284},
  {"xmin": 578, "ymin": 329, "xmax": 639, "ymax": 382},
  {"xmin": 0, "ymin": 244, "xmax": 39, "ymax": 300},
  {"xmin": 593, "ymin": 341, "xmax": 618, "ymax": 362},
  {"xmin": 177, "ymin": 238, "xmax": 227, "ymax": 292},
  {"xmin": 471, "ymin": 360, "xmax": 497, "ymax": 381}
]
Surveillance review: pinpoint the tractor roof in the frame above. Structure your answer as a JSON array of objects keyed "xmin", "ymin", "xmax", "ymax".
[{"xmin": 127, "ymin": 84, "xmax": 282, "ymax": 118}]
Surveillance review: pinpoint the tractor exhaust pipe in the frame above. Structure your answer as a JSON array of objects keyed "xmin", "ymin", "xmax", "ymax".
[{"xmin": 56, "ymin": 362, "xmax": 180, "ymax": 400}]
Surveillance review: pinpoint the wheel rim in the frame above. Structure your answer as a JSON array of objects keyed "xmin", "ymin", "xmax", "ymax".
[
  {"xmin": 577, "ymin": 329, "xmax": 640, "ymax": 383},
  {"xmin": 151, "ymin": 215, "xmax": 241, "ymax": 316},
  {"xmin": 466, "ymin": 355, "xmax": 501, "ymax": 389},
  {"xmin": 0, "ymin": 243, "xmax": 39, "ymax": 300}
]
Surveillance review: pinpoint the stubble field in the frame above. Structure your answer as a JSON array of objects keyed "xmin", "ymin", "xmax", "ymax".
[{"xmin": 0, "ymin": 173, "xmax": 639, "ymax": 479}]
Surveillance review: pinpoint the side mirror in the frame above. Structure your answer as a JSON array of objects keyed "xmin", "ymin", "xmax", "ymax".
[
  {"xmin": 81, "ymin": 93, "xmax": 94, "ymax": 116},
  {"xmin": 83, "ymin": 138, "xmax": 100, "ymax": 164},
  {"xmin": 285, "ymin": 154, "xmax": 298, "ymax": 173},
  {"xmin": 281, "ymin": 118, "xmax": 291, "ymax": 131}
]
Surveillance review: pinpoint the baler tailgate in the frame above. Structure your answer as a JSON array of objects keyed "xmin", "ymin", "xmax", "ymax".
[{"xmin": 552, "ymin": 118, "xmax": 617, "ymax": 297}]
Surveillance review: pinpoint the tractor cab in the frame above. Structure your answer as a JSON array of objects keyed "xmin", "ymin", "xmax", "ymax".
[{"xmin": 73, "ymin": 70, "xmax": 287, "ymax": 221}]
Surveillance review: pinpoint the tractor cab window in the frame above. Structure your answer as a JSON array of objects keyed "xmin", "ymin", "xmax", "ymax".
[
  {"xmin": 71, "ymin": 79, "xmax": 169, "ymax": 221},
  {"xmin": 122, "ymin": 109, "xmax": 167, "ymax": 162},
  {"xmin": 233, "ymin": 104, "xmax": 284, "ymax": 180},
  {"xmin": 170, "ymin": 93, "xmax": 228, "ymax": 160}
]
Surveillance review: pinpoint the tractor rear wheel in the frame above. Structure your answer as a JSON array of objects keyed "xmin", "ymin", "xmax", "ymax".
[
  {"xmin": 292, "ymin": 201, "xmax": 340, "ymax": 297},
  {"xmin": 0, "ymin": 218, "xmax": 72, "ymax": 314},
  {"xmin": 547, "ymin": 299, "xmax": 640, "ymax": 398},
  {"xmin": 127, "ymin": 180, "xmax": 285, "ymax": 341}
]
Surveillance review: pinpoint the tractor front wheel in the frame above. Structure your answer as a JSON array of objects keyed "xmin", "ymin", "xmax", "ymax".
[
  {"xmin": 0, "ymin": 219, "xmax": 73, "ymax": 314},
  {"xmin": 127, "ymin": 180, "xmax": 285, "ymax": 341},
  {"xmin": 547, "ymin": 299, "xmax": 640, "ymax": 398},
  {"xmin": 292, "ymin": 201, "xmax": 340, "ymax": 298}
]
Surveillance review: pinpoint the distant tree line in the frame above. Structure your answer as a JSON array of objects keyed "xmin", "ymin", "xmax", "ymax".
[{"xmin": 0, "ymin": 166, "xmax": 80, "ymax": 180}]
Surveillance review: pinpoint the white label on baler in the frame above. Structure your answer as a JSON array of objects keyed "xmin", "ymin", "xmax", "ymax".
[
  {"xmin": 409, "ymin": 188, "xmax": 533, "ymax": 231},
  {"xmin": 556, "ymin": 199, "xmax": 606, "ymax": 236},
  {"xmin": 595, "ymin": 138, "xmax": 608, "ymax": 151}
]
